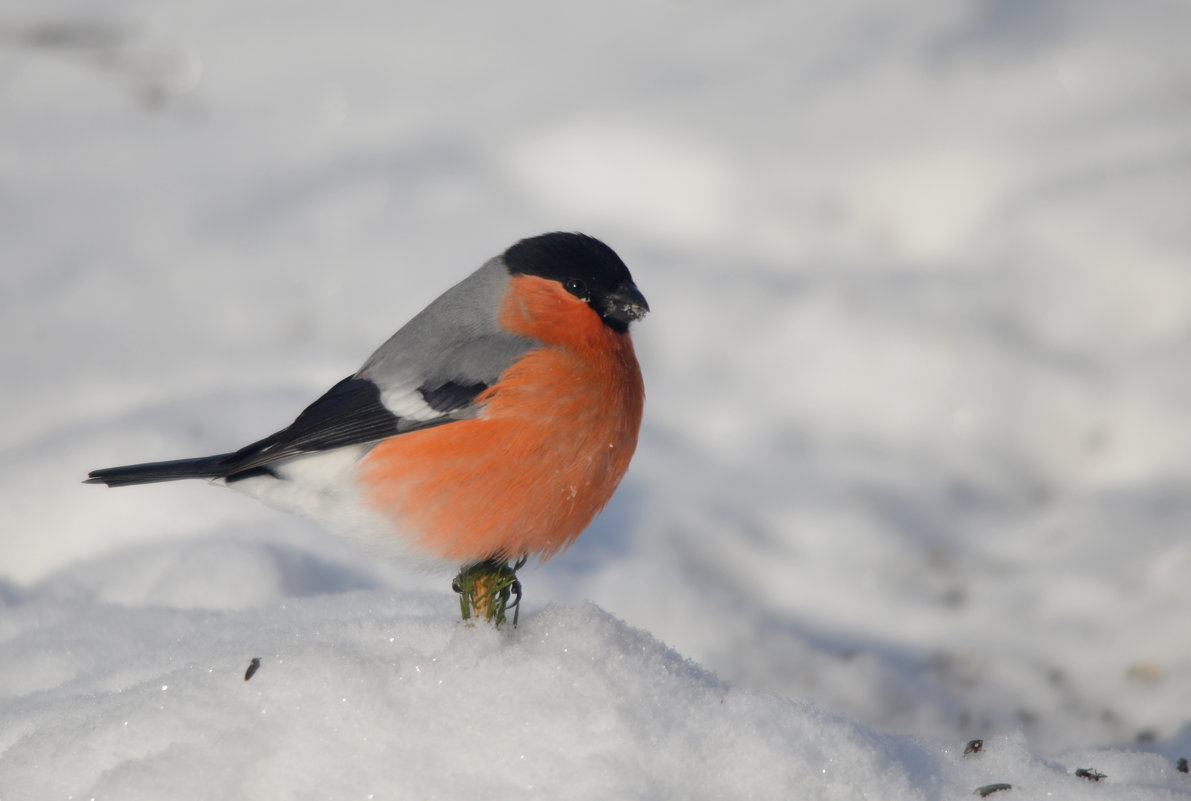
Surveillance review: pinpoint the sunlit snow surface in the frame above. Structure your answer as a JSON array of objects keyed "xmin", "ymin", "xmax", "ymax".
[{"xmin": 3, "ymin": 0, "xmax": 1191, "ymax": 797}]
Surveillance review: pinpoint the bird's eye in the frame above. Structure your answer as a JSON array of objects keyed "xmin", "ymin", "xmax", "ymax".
[{"xmin": 564, "ymin": 278, "xmax": 589, "ymax": 299}]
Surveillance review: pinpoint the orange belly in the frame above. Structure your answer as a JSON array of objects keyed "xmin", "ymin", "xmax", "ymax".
[{"xmin": 356, "ymin": 340, "xmax": 643, "ymax": 562}]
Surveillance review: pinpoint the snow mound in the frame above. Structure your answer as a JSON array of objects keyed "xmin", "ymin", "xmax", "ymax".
[{"xmin": 0, "ymin": 570, "xmax": 1185, "ymax": 799}]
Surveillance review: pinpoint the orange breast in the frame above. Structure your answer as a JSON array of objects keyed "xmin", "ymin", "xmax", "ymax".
[{"xmin": 356, "ymin": 277, "xmax": 644, "ymax": 563}]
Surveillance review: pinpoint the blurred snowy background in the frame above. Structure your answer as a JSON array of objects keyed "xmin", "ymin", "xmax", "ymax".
[{"xmin": 3, "ymin": 0, "xmax": 1191, "ymax": 796}]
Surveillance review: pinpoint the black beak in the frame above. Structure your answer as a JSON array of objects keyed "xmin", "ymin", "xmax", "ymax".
[{"xmin": 602, "ymin": 281, "xmax": 650, "ymax": 330}]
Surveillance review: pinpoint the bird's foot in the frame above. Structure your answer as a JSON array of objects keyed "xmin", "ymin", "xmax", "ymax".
[{"xmin": 452, "ymin": 556, "xmax": 526, "ymax": 627}]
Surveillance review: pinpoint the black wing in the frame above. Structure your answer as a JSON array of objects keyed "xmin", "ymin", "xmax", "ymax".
[{"xmin": 238, "ymin": 376, "xmax": 410, "ymax": 461}]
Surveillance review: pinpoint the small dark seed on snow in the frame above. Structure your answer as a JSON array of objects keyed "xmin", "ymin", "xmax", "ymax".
[
  {"xmin": 974, "ymin": 782, "xmax": 1012, "ymax": 797},
  {"xmin": 964, "ymin": 739, "xmax": 983, "ymax": 755},
  {"xmin": 245, "ymin": 657, "xmax": 262, "ymax": 681}
]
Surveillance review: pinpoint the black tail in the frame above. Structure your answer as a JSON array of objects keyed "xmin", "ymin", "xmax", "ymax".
[
  {"xmin": 85, "ymin": 375, "xmax": 409, "ymax": 489},
  {"xmin": 85, "ymin": 453, "xmax": 240, "ymax": 487}
]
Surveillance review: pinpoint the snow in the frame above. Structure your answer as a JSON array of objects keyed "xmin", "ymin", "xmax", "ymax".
[
  {"xmin": 4, "ymin": 0, "xmax": 1191, "ymax": 798},
  {"xmin": 2, "ymin": 594, "xmax": 1186, "ymax": 800}
]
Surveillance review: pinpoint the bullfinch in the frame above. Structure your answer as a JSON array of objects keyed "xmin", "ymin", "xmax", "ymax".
[{"xmin": 87, "ymin": 232, "xmax": 647, "ymax": 614}]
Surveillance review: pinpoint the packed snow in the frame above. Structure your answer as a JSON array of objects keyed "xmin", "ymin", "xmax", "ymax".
[{"xmin": 3, "ymin": 0, "xmax": 1191, "ymax": 798}]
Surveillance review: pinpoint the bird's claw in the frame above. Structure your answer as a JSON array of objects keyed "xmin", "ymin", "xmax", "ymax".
[{"xmin": 453, "ymin": 556, "xmax": 527, "ymax": 627}]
